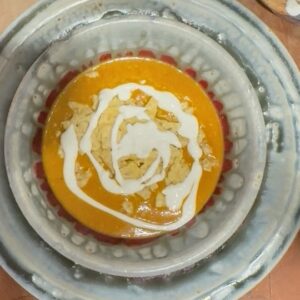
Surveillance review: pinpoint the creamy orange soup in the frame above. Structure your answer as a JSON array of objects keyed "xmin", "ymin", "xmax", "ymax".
[{"xmin": 42, "ymin": 58, "xmax": 224, "ymax": 238}]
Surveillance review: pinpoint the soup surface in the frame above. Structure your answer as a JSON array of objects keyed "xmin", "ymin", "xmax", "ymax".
[{"xmin": 42, "ymin": 57, "xmax": 224, "ymax": 238}]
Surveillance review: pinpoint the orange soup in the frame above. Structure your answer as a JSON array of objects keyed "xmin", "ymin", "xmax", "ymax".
[{"xmin": 42, "ymin": 58, "xmax": 224, "ymax": 238}]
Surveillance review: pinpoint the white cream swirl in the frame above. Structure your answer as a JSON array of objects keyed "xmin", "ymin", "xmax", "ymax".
[{"xmin": 60, "ymin": 83, "xmax": 203, "ymax": 231}]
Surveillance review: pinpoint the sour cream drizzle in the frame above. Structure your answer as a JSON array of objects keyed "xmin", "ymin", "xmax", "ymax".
[{"xmin": 61, "ymin": 83, "xmax": 203, "ymax": 231}]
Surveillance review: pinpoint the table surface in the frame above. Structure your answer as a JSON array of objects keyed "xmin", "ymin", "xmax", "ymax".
[{"xmin": 0, "ymin": 0, "xmax": 300, "ymax": 299}]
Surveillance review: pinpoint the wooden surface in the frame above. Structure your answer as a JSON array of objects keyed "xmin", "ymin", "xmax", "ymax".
[{"xmin": 0, "ymin": 0, "xmax": 299, "ymax": 299}]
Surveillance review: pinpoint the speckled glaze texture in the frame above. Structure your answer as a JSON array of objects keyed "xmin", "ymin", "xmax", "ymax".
[
  {"xmin": 0, "ymin": 0, "xmax": 300, "ymax": 299},
  {"xmin": 4, "ymin": 16, "xmax": 265, "ymax": 278}
]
